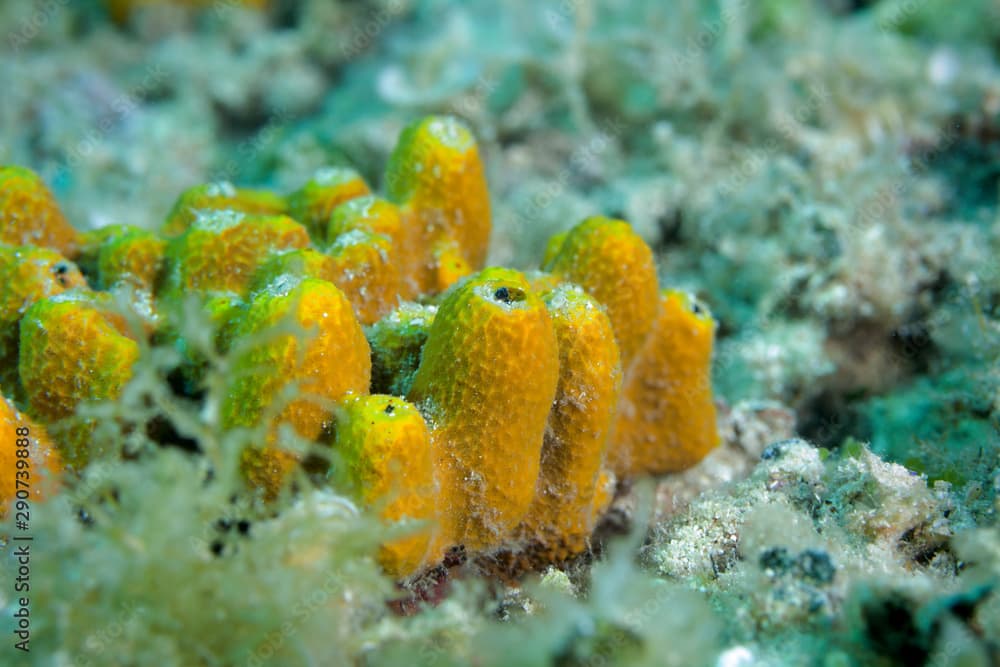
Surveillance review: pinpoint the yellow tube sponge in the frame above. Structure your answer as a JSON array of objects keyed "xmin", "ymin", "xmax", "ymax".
[
  {"xmin": 516, "ymin": 285, "xmax": 622, "ymax": 561},
  {"xmin": 385, "ymin": 116, "xmax": 491, "ymax": 293},
  {"xmin": 164, "ymin": 291, "xmax": 246, "ymax": 396},
  {"xmin": 286, "ymin": 167, "xmax": 371, "ymax": 244},
  {"xmin": 97, "ymin": 226, "xmax": 167, "ymax": 290},
  {"xmin": 327, "ymin": 196, "xmax": 408, "ymax": 256},
  {"xmin": 332, "ymin": 394, "xmax": 438, "ymax": 577},
  {"xmin": 590, "ymin": 468, "xmax": 616, "ymax": 522},
  {"xmin": 326, "ymin": 230, "xmax": 402, "ymax": 325},
  {"xmin": 223, "ymin": 276, "xmax": 371, "ymax": 496},
  {"xmin": 540, "ymin": 230, "xmax": 568, "ymax": 268},
  {"xmin": 0, "ymin": 393, "xmax": 62, "ymax": 516},
  {"xmin": 0, "ymin": 166, "xmax": 80, "ymax": 258},
  {"xmin": 366, "ymin": 302, "xmax": 437, "ymax": 397},
  {"xmin": 250, "ymin": 247, "xmax": 335, "ymax": 290},
  {"xmin": 543, "ymin": 216, "xmax": 658, "ymax": 366},
  {"xmin": 252, "ymin": 236, "xmax": 402, "ymax": 326},
  {"xmin": 76, "ymin": 225, "xmax": 130, "ymax": 280},
  {"xmin": 18, "ymin": 291, "xmax": 140, "ymax": 469},
  {"xmin": 161, "ymin": 182, "xmax": 287, "ymax": 237},
  {"xmin": 160, "ymin": 211, "xmax": 310, "ymax": 298},
  {"xmin": 525, "ymin": 269, "xmax": 562, "ymax": 295},
  {"xmin": 328, "ymin": 195, "xmax": 418, "ymax": 299},
  {"xmin": 429, "ymin": 239, "xmax": 473, "ymax": 296},
  {"xmin": 610, "ymin": 289, "xmax": 720, "ymax": 477},
  {"xmin": 0, "ymin": 245, "xmax": 87, "ymax": 394},
  {"xmin": 408, "ymin": 268, "xmax": 559, "ymax": 552}
]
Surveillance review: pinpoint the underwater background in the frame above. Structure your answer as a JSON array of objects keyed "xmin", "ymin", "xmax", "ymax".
[{"xmin": 1, "ymin": 0, "xmax": 999, "ymax": 665}]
